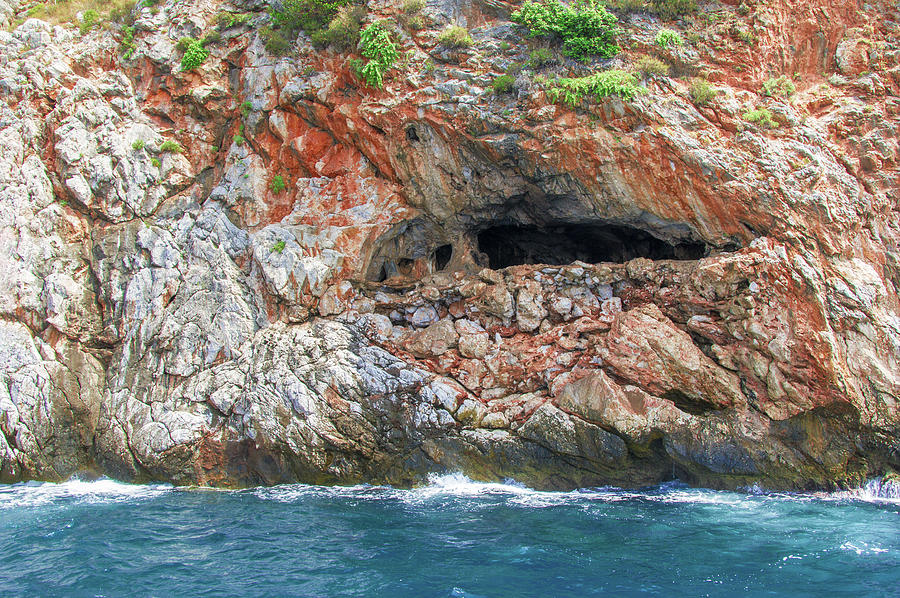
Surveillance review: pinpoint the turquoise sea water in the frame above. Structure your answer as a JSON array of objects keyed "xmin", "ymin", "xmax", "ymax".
[{"xmin": 0, "ymin": 475, "xmax": 897, "ymax": 597}]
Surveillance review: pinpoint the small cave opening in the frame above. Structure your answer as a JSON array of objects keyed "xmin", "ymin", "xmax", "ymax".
[
  {"xmin": 433, "ymin": 244, "xmax": 453, "ymax": 271},
  {"xmin": 477, "ymin": 223, "xmax": 708, "ymax": 269},
  {"xmin": 406, "ymin": 126, "xmax": 420, "ymax": 142},
  {"xmin": 368, "ymin": 243, "xmax": 455, "ymax": 282}
]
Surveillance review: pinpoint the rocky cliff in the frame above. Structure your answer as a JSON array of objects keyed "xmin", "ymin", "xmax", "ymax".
[{"xmin": 0, "ymin": 0, "xmax": 898, "ymax": 490}]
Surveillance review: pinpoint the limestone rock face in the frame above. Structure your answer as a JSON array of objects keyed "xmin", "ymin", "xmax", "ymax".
[{"xmin": 0, "ymin": 0, "xmax": 898, "ymax": 490}]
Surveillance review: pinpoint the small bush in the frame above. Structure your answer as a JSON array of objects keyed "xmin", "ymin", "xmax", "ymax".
[
  {"xmin": 438, "ymin": 25, "xmax": 474, "ymax": 48},
  {"xmin": 743, "ymin": 107, "xmax": 778, "ymax": 128},
  {"xmin": 270, "ymin": 175, "xmax": 287, "ymax": 194},
  {"xmin": 635, "ymin": 55, "xmax": 669, "ymax": 77},
  {"xmin": 160, "ymin": 140, "xmax": 183, "ymax": 153},
  {"xmin": 216, "ymin": 11, "xmax": 251, "ymax": 30},
  {"xmin": 233, "ymin": 134, "xmax": 245, "ymax": 146},
  {"xmin": 492, "ymin": 74, "xmax": 517, "ymax": 94},
  {"xmin": 261, "ymin": 26, "xmax": 291, "ymax": 55},
  {"xmin": 688, "ymin": 78, "xmax": 716, "ymax": 105},
  {"xmin": 79, "ymin": 9, "xmax": 100, "ymax": 35},
  {"xmin": 202, "ymin": 31, "xmax": 222, "ymax": 46},
  {"xmin": 650, "ymin": 0, "xmax": 697, "ymax": 20},
  {"xmin": 511, "ymin": 0, "xmax": 620, "ymax": 61},
  {"xmin": 545, "ymin": 69, "xmax": 644, "ymax": 106},
  {"xmin": 271, "ymin": 0, "xmax": 352, "ymax": 36},
  {"xmin": 353, "ymin": 22, "xmax": 399, "ymax": 88},
  {"xmin": 119, "ymin": 25, "xmax": 137, "ymax": 58},
  {"xmin": 402, "ymin": 0, "xmax": 425, "ymax": 14},
  {"xmin": 132, "ymin": 140, "xmax": 145, "ymax": 150},
  {"xmin": 314, "ymin": 5, "xmax": 365, "ymax": 51},
  {"xmin": 527, "ymin": 48, "xmax": 553, "ymax": 68},
  {"xmin": 177, "ymin": 37, "xmax": 197, "ymax": 53},
  {"xmin": 271, "ymin": 240, "xmax": 286, "ymax": 253},
  {"xmin": 181, "ymin": 40, "xmax": 209, "ymax": 71},
  {"xmin": 655, "ymin": 28, "xmax": 682, "ymax": 48},
  {"xmin": 241, "ymin": 101, "xmax": 253, "ymax": 117},
  {"xmin": 151, "ymin": 157, "xmax": 161, "ymax": 168},
  {"xmin": 761, "ymin": 75, "xmax": 796, "ymax": 98}
]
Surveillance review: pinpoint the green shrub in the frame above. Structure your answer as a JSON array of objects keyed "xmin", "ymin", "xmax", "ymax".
[
  {"xmin": 271, "ymin": 0, "xmax": 351, "ymax": 36},
  {"xmin": 233, "ymin": 134, "xmax": 245, "ymax": 145},
  {"xmin": 655, "ymin": 28, "xmax": 682, "ymax": 48},
  {"xmin": 216, "ymin": 11, "xmax": 251, "ymax": 30},
  {"xmin": 527, "ymin": 47, "xmax": 553, "ymax": 68},
  {"xmin": 492, "ymin": 73, "xmax": 517, "ymax": 94},
  {"xmin": 688, "ymin": 78, "xmax": 716, "ymax": 105},
  {"xmin": 151, "ymin": 157, "xmax": 161, "ymax": 168},
  {"xmin": 180, "ymin": 40, "xmax": 209, "ymax": 71},
  {"xmin": 202, "ymin": 31, "xmax": 222, "ymax": 46},
  {"xmin": 79, "ymin": 9, "xmax": 100, "ymax": 34},
  {"xmin": 160, "ymin": 140, "xmax": 183, "ymax": 153},
  {"xmin": 352, "ymin": 22, "xmax": 399, "ymax": 88},
  {"xmin": 403, "ymin": 0, "xmax": 425, "ymax": 14},
  {"xmin": 545, "ymin": 69, "xmax": 644, "ymax": 106},
  {"xmin": 761, "ymin": 75, "xmax": 795, "ymax": 98},
  {"xmin": 743, "ymin": 107, "xmax": 778, "ymax": 128},
  {"xmin": 241, "ymin": 101, "xmax": 253, "ymax": 117},
  {"xmin": 271, "ymin": 240, "xmax": 286, "ymax": 253},
  {"xmin": 176, "ymin": 37, "xmax": 197, "ymax": 53},
  {"xmin": 438, "ymin": 25, "xmax": 474, "ymax": 48},
  {"xmin": 131, "ymin": 140, "xmax": 145, "ymax": 150},
  {"xmin": 511, "ymin": 0, "xmax": 620, "ymax": 61},
  {"xmin": 314, "ymin": 5, "xmax": 365, "ymax": 51},
  {"xmin": 270, "ymin": 175, "xmax": 287, "ymax": 193},
  {"xmin": 261, "ymin": 26, "xmax": 291, "ymax": 55},
  {"xmin": 635, "ymin": 55, "xmax": 669, "ymax": 77},
  {"xmin": 119, "ymin": 25, "xmax": 136, "ymax": 58},
  {"xmin": 650, "ymin": 0, "xmax": 697, "ymax": 20}
]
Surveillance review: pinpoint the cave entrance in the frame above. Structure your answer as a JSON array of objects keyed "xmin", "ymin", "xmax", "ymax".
[{"xmin": 477, "ymin": 223, "xmax": 708, "ymax": 269}]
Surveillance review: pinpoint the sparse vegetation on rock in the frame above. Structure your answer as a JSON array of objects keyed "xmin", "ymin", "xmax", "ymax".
[
  {"xmin": 180, "ymin": 39, "xmax": 209, "ymax": 71},
  {"xmin": 743, "ymin": 107, "xmax": 779, "ymax": 128},
  {"xmin": 688, "ymin": 78, "xmax": 716, "ymax": 105},
  {"xmin": 545, "ymin": 69, "xmax": 644, "ymax": 106},
  {"xmin": 438, "ymin": 25, "xmax": 474, "ymax": 48},
  {"xmin": 271, "ymin": 175, "xmax": 287, "ymax": 194},
  {"xmin": 762, "ymin": 75, "xmax": 796, "ymax": 98},
  {"xmin": 655, "ymin": 28, "xmax": 683, "ymax": 48}
]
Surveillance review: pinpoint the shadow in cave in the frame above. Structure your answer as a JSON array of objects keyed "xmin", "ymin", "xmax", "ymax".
[{"xmin": 477, "ymin": 223, "xmax": 708, "ymax": 269}]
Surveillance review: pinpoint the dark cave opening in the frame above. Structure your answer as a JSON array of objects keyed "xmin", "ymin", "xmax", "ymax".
[
  {"xmin": 477, "ymin": 223, "xmax": 708, "ymax": 269},
  {"xmin": 433, "ymin": 244, "xmax": 453, "ymax": 270}
]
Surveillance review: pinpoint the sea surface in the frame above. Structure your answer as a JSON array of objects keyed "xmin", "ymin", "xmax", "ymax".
[{"xmin": 0, "ymin": 474, "xmax": 897, "ymax": 597}]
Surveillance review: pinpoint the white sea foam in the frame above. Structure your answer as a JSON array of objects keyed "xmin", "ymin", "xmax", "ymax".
[
  {"xmin": 831, "ymin": 478, "xmax": 900, "ymax": 504},
  {"xmin": 4, "ymin": 473, "xmax": 898, "ymax": 510},
  {"xmin": 839, "ymin": 541, "xmax": 889, "ymax": 555},
  {"xmin": 0, "ymin": 477, "xmax": 172, "ymax": 510}
]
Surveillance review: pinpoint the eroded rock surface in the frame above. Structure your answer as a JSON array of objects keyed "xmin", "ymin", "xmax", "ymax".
[{"xmin": 0, "ymin": 0, "xmax": 898, "ymax": 490}]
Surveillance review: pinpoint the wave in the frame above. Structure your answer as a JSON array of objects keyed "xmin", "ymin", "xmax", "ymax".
[
  {"xmin": 830, "ymin": 477, "xmax": 900, "ymax": 504},
  {"xmin": 0, "ymin": 477, "xmax": 172, "ymax": 510},
  {"xmin": 2, "ymin": 473, "xmax": 898, "ymax": 508}
]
